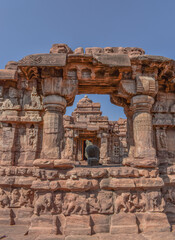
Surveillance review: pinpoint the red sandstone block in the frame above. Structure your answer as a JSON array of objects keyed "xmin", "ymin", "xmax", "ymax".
[
  {"xmin": 110, "ymin": 213, "xmax": 138, "ymax": 234},
  {"xmin": 64, "ymin": 215, "xmax": 91, "ymax": 236}
]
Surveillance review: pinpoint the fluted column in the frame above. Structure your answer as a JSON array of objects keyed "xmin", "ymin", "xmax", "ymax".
[{"xmin": 41, "ymin": 95, "xmax": 66, "ymax": 159}]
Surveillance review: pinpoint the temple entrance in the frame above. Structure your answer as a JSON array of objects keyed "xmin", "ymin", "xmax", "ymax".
[{"xmin": 64, "ymin": 95, "xmax": 128, "ymax": 164}]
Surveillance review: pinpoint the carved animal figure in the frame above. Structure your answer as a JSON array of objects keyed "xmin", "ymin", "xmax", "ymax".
[
  {"xmin": 115, "ymin": 193, "xmax": 130, "ymax": 213},
  {"xmin": 63, "ymin": 193, "xmax": 87, "ymax": 215},
  {"xmin": 34, "ymin": 193, "xmax": 53, "ymax": 216}
]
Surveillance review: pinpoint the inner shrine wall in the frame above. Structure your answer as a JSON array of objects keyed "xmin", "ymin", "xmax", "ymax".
[{"xmin": 0, "ymin": 44, "xmax": 175, "ymax": 238}]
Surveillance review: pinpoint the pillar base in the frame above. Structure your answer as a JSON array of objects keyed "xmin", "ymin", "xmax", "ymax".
[{"xmin": 123, "ymin": 157, "xmax": 158, "ymax": 168}]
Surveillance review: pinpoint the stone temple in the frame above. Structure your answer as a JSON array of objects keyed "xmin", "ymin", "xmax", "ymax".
[
  {"xmin": 63, "ymin": 95, "xmax": 127, "ymax": 164},
  {"xmin": 0, "ymin": 44, "xmax": 175, "ymax": 239}
]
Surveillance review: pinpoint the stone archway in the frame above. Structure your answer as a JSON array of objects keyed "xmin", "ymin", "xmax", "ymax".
[
  {"xmin": 18, "ymin": 45, "xmax": 158, "ymax": 168},
  {"xmin": 0, "ymin": 44, "xmax": 175, "ymax": 238}
]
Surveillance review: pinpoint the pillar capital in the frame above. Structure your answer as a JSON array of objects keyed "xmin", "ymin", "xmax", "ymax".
[
  {"xmin": 131, "ymin": 95, "xmax": 154, "ymax": 113},
  {"xmin": 43, "ymin": 95, "xmax": 67, "ymax": 113}
]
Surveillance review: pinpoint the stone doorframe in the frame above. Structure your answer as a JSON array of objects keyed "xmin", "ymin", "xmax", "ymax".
[{"xmin": 18, "ymin": 51, "xmax": 159, "ymax": 168}]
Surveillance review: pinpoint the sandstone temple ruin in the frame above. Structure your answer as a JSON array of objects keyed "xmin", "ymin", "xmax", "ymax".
[{"xmin": 0, "ymin": 44, "xmax": 175, "ymax": 239}]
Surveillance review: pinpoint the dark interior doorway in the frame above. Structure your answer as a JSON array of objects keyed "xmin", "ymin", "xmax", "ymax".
[{"xmin": 82, "ymin": 139, "xmax": 93, "ymax": 160}]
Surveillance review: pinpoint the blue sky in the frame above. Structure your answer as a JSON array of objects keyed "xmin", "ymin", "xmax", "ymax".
[{"xmin": 0, "ymin": 0, "xmax": 175, "ymax": 120}]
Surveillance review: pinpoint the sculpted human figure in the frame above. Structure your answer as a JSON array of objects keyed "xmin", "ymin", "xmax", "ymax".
[
  {"xmin": 11, "ymin": 189, "xmax": 21, "ymax": 207},
  {"xmin": 54, "ymin": 193, "xmax": 62, "ymax": 214},
  {"xmin": 159, "ymin": 130, "xmax": 167, "ymax": 149},
  {"xmin": 88, "ymin": 193, "xmax": 100, "ymax": 213},
  {"xmin": 28, "ymin": 127, "xmax": 37, "ymax": 147},
  {"xmin": 0, "ymin": 189, "xmax": 10, "ymax": 208}
]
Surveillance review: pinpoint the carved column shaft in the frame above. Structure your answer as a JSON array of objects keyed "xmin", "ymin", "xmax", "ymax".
[
  {"xmin": 131, "ymin": 95, "xmax": 156, "ymax": 160},
  {"xmin": 99, "ymin": 133, "xmax": 109, "ymax": 164},
  {"xmin": 41, "ymin": 95, "xmax": 66, "ymax": 159},
  {"xmin": 124, "ymin": 108, "xmax": 134, "ymax": 158}
]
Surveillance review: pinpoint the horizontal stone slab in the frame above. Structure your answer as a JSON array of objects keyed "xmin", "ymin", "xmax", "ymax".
[
  {"xmin": 110, "ymin": 213, "xmax": 138, "ymax": 234},
  {"xmin": 32, "ymin": 179, "xmax": 99, "ymax": 191},
  {"xmin": 134, "ymin": 178, "xmax": 164, "ymax": 188},
  {"xmin": 67, "ymin": 168, "xmax": 107, "ymax": 179},
  {"xmin": 0, "ymin": 69, "xmax": 17, "ymax": 80},
  {"xmin": 33, "ymin": 159, "xmax": 54, "ymax": 168},
  {"xmin": 93, "ymin": 54, "xmax": 131, "ymax": 67},
  {"xmin": 54, "ymin": 159, "xmax": 74, "ymax": 169},
  {"xmin": 100, "ymin": 178, "xmax": 135, "ymax": 190},
  {"xmin": 123, "ymin": 157, "xmax": 158, "ymax": 168},
  {"xmin": 109, "ymin": 167, "xmax": 139, "ymax": 178},
  {"xmin": 19, "ymin": 53, "xmax": 67, "ymax": 67},
  {"xmin": 33, "ymin": 159, "xmax": 74, "ymax": 169}
]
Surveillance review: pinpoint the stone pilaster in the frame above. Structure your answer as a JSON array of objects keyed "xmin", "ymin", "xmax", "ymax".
[
  {"xmin": 1, "ymin": 122, "xmax": 17, "ymax": 166},
  {"xmin": 41, "ymin": 95, "xmax": 67, "ymax": 159}
]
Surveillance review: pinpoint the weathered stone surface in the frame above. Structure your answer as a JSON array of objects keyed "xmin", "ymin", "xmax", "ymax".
[
  {"xmin": 137, "ymin": 212, "xmax": 170, "ymax": 233},
  {"xmin": 109, "ymin": 167, "xmax": 139, "ymax": 178},
  {"xmin": 33, "ymin": 159, "xmax": 54, "ymax": 168},
  {"xmin": 134, "ymin": 178, "xmax": 164, "ymax": 188},
  {"xmin": 0, "ymin": 69, "xmax": 17, "ymax": 80},
  {"xmin": 91, "ymin": 214, "xmax": 110, "ymax": 234},
  {"xmin": 64, "ymin": 215, "xmax": 91, "ymax": 236},
  {"xmin": 0, "ymin": 43, "xmax": 175, "ymax": 239},
  {"xmin": 110, "ymin": 213, "xmax": 138, "ymax": 234},
  {"xmin": 19, "ymin": 53, "xmax": 67, "ymax": 66},
  {"xmin": 93, "ymin": 54, "xmax": 131, "ymax": 67},
  {"xmin": 100, "ymin": 178, "xmax": 135, "ymax": 190},
  {"xmin": 54, "ymin": 159, "xmax": 74, "ymax": 169}
]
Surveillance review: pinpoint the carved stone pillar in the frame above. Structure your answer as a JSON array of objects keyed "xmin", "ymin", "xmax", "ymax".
[
  {"xmin": 41, "ymin": 95, "xmax": 66, "ymax": 159},
  {"xmin": 124, "ymin": 95, "xmax": 157, "ymax": 167},
  {"xmin": 62, "ymin": 128, "xmax": 74, "ymax": 160},
  {"xmin": 124, "ymin": 107, "xmax": 134, "ymax": 158},
  {"xmin": 99, "ymin": 132, "xmax": 109, "ymax": 164},
  {"xmin": 132, "ymin": 95, "xmax": 156, "ymax": 159}
]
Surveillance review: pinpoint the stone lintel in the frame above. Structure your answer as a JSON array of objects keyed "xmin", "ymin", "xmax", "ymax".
[
  {"xmin": 93, "ymin": 54, "xmax": 131, "ymax": 67},
  {"xmin": 0, "ymin": 69, "xmax": 17, "ymax": 80},
  {"xmin": 18, "ymin": 53, "xmax": 67, "ymax": 67}
]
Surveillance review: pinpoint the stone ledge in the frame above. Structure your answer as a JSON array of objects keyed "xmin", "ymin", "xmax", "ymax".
[
  {"xmin": 123, "ymin": 157, "xmax": 158, "ymax": 168},
  {"xmin": 100, "ymin": 178, "xmax": 135, "ymax": 190},
  {"xmin": 32, "ymin": 179, "xmax": 99, "ymax": 191},
  {"xmin": 33, "ymin": 159, "xmax": 74, "ymax": 169}
]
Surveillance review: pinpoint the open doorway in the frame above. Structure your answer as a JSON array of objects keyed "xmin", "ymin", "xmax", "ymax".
[{"xmin": 64, "ymin": 94, "xmax": 128, "ymax": 164}]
